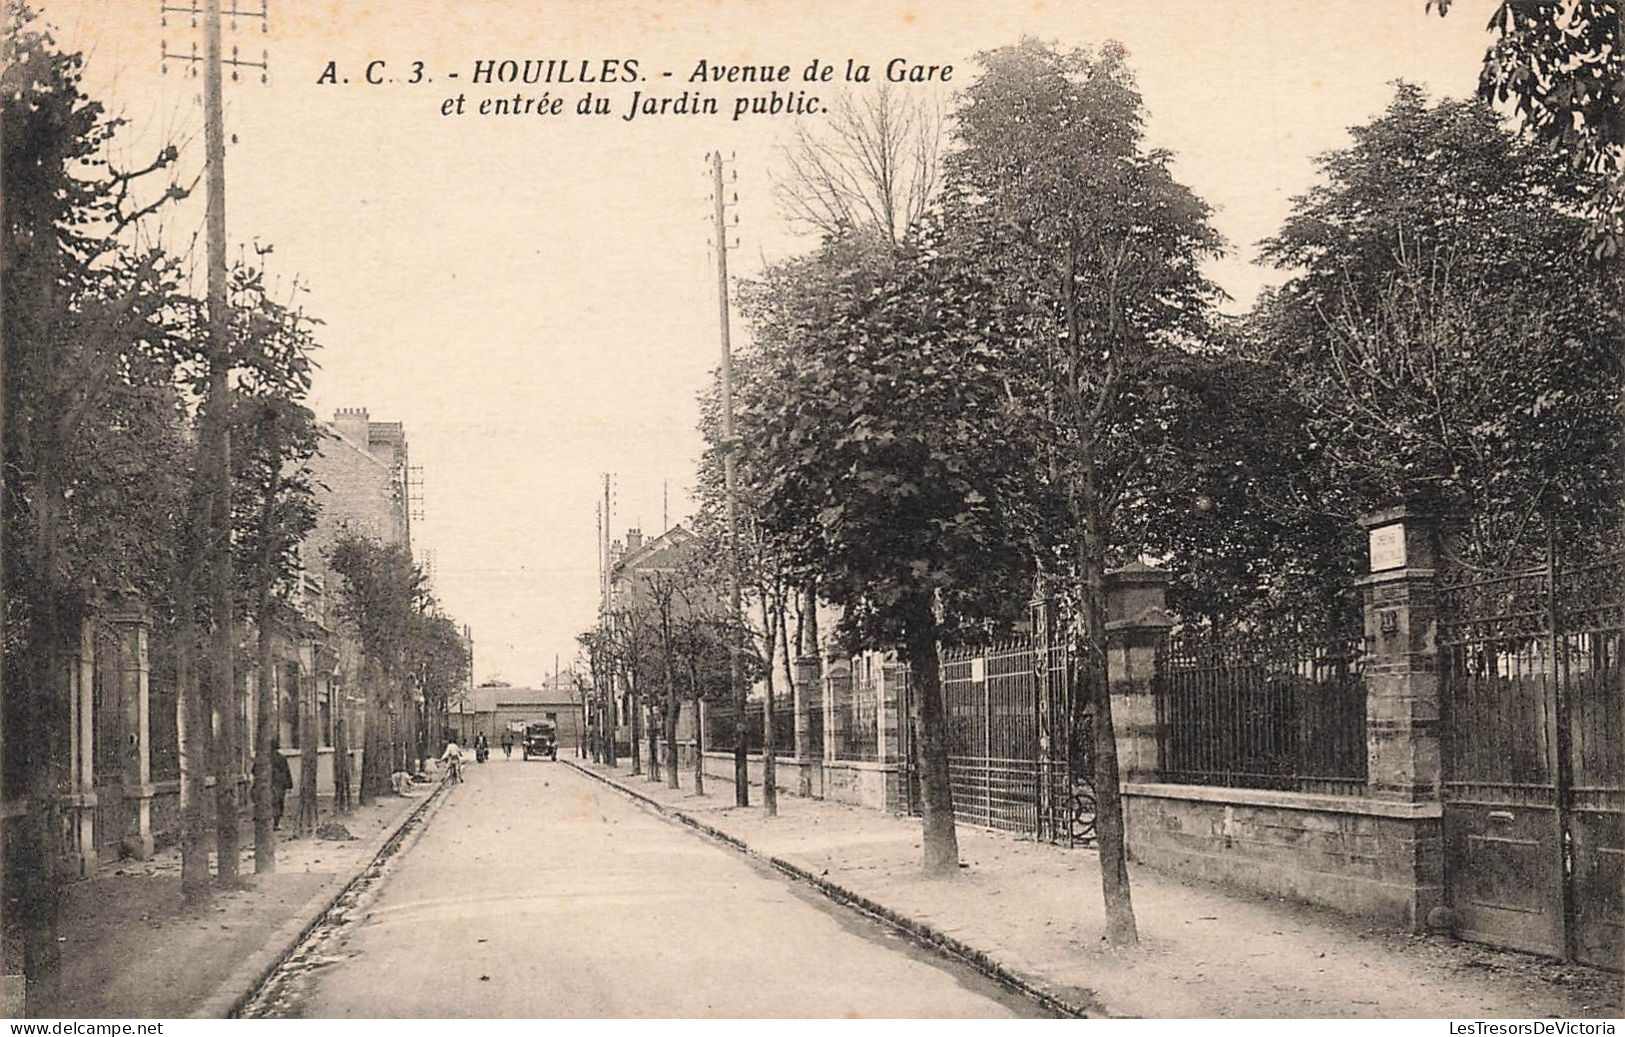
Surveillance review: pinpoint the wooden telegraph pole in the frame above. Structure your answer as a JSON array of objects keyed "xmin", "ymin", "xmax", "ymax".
[
  {"xmin": 710, "ymin": 151, "xmax": 751, "ymax": 808},
  {"xmin": 162, "ymin": 0, "xmax": 269, "ymax": 889}
]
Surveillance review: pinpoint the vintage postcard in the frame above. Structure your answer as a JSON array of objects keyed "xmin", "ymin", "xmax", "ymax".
[{"xmin": 2, "ymin": 0, "xmax": 1621, "ymax": 1023}]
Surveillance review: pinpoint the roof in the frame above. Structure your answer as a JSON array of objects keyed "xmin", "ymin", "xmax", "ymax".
[
  {"xmin": 461, "ymin": 683, "xmax": 579, "ymax": 712},
  {"xmin": 611, "ymin": 524, "xmax": 699, "ymax": 578}
]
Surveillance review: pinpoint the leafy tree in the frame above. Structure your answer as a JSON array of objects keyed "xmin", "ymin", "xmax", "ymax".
[
  {"xmin": 1258, "ymin": 85, "xmax": 1620, "ymax": 569},
  {"xmin": 944, "ymin": 38, "xmax": 1223, "ymax": 942},
  {"xmin": 2, "ymin": 0, "xmax": 192, "ymax": 997},
  {"xmin": 1431, "ymin": 0, "xmax": 1624, "ymax": 253},
  {"xmin": 203, "ymin": 262, "xmax": 322, "ymax": 870},
  {"xmin": 328, "ymin": 534, "xmax": 428, "ymax": 802},
  {"xmin": 407, "ymin": 609, "xmax": 471, "ymax": 754},
  {"xmin": 734, "ymin": 230, "xmax": 1034, "ymax": 874}
]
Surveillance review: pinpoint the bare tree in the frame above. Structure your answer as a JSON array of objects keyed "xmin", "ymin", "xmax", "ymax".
[{"xmin": 777, "ymin": 83, "xmax": 945, "ymax": 246}]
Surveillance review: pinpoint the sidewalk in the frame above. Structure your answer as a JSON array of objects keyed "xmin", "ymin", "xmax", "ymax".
[
  {"xmin": 570, "ymin": 760, "xmax": 1622, "ymax": 1019},
  {"xmin": 31, "ymin": 785, "xmax": 439, "ymax": 1019}
]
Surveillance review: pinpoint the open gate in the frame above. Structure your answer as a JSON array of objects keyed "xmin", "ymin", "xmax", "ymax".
[
  {"xmin": 904, "ymin": 637, "xmax": 1096, "ymax": 846},
  {"xmin": 1438, "ymin": 552, "xmax": 1622, "ymax": 970}
]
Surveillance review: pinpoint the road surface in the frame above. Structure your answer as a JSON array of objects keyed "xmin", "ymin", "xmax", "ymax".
[{"xmin": 248, "ymin": 757, "xmax": 1051, "ymax": 1018}]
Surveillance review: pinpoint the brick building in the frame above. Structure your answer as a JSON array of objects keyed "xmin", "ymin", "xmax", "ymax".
[{"xmin": 266, "ymin": 407, "xmax": 416, "ymax": 791}]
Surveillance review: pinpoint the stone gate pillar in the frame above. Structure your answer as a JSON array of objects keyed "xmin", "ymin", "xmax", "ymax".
[
  {"xmin": 110, "ymin": 599, "xmax": 155, "ymax": 859},
  {"xmin": 1356, "ymin": 504, "xmax": 1447, "ymax": 929},
  {"xmin": 1357, "ymin": 505, "xmax": 1444, "ymax": 801},
  {"xmin": 823, "ymin": 656, "xmax": 851, "ymax": 762},
  {"xmin": 1104, "ymin": 563, "xmax": 1174, "ymax": 785},
  {"xmin": 793, "ymin": 655, "xmax": 820, "ymax": 797},
  {"xmin": 69, "ymin": 615, "xmax": 97, "ymax": 877}
]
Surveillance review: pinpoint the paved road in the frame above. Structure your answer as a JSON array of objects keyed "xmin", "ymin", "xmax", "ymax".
[{"xmin": 256, "ymin": 757, "xmax": 1048, "ymax": 1018}]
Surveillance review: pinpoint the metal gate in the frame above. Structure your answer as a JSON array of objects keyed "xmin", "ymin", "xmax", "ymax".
[
  {"xmin": 907, "ymin": 637, "xmax": 1096, "ymax": 846},
  {"xmin": 1438, "ymin": 552, "xmax": 1622, "ymax": 970}
]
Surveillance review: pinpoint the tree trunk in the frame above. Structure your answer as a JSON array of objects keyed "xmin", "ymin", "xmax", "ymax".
[
  {"xmin": 175, "ymin": 561, "xmax": 213, "ymax": 902},
  {"xmin": 646, "ymin": 700, "xmax": 661, "ymax": 782},
  {"xmin": 666, "ymin": 699, "xmax": 681, "ymax": 790},
  {"xmin": 360, "ymin": 693, "xmax": 389, "ymax": 802},
  {"xmin": 297, "ymin": 661, "xmax": 319, "ymax": 834},
  {"xmin": 761, "ymin": 598, "xmax": 779, "ymax": 817},
  {"xmin": 252, "ymin": 603, "xmax": 275, "ymax": 873},
  {"xmin": 903, "ymin": 592, "xmax": 957, "ymax": 875},
  {"xmin": 17, "ymin": 602, "xmax": 74, "ymax": 1009},
  {"xmin": 663, "ymin": 646, "xmax": 681, "ymax": 790},
  {"xmin": 253, "ymin": 429, "xmax": 280, "ymax": 873},
  {"xmin": 1079, "ymin": 454, "xmax": 1138, "ymax": 946},
  {"xmin": 602, "ymin": 688, "xmax": 617, "ymax": 768},
  {"xmin": 799, "ymin": 584, "xmax": 822, "ymax": 797},
  {"xmin": 333, "ymin": 709, "xmax": 352, "ymax": 813},
  {"xmin": 627, "ymin": 683, "xmax": 642, "ymax": 775},
  {"xmin": 693, "ymin": 707, "xmax": 706, "ymax": 795}
]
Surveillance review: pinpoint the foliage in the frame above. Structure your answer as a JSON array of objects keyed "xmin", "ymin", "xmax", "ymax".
[
  {"xmin": 1257, "ymin": 84, "xmax": 1620, "ymax": 569},
  {"xmin": 228, "ymin": 264, "xmax": 321, "ymax": 612},
  {"xmin": 1431, "ymin": 0, "xmax": 1624, "ymax": 252},
  {"xmin": 327, "ymin": 534, "xmax": 428, "ymax": 686},
  {"xmin": 407, "ymin": 609, "xmax": 471, "ymax": 724}
]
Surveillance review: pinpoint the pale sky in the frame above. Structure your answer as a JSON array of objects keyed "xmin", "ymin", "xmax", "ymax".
[{"xmin": 33, "ymin": 0, "xmax": 1494, "ymax": 684}]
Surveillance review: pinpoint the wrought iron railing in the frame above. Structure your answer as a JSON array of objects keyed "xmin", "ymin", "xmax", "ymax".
[
  {"xmin": 835, "ymin": 661, "xmax": 879, "ymax": 761},
  {"xmin": 1154, "ymin": 628, "xmax": 1368, "ymax": 796}
]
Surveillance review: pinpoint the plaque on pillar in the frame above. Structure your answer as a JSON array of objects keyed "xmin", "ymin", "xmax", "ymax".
[
  {"xmin": 1368, "ymin": 523, "xmax": 1406, "ymax": 572},
  {"xmin": 1359, "ymin": 504, "xmax": 1438, "ymax": 575}
]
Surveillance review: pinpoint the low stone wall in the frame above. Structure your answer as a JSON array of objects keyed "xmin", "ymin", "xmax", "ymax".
[
  {"xmin": 698, "ymin": 751, "xmax": 808, "ymax": 798},
  {"xmin": 1123, "ymin": 783, "xmax": 1443, "ymax": 930}
]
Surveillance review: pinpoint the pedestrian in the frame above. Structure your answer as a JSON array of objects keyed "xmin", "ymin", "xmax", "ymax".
[
  {"xmin": 271, "ymin": 739, "xmax": 293, "ymax": 829},
  {"xmin": 440, "ymin": 737, "xmax": 465, "ymax": 783},
  {"xmin": 501, "ymin": 731, "xmax": 513, "ymax": 759}
]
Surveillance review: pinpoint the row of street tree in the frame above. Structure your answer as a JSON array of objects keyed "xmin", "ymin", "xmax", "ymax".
[
  {"xmin": 1, "ymin": 2, "xmax": 469, "ymax": 1002},
  {"xmin": 579, "ymin": 25, "xmax": 1619, "ymax": 948}
]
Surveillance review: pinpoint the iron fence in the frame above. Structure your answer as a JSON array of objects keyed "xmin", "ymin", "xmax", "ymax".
[
  {"xmin": 705, "ymin": 693, "xmax": 825, "ymax": 759},
  {"xmin": 1154, "ymin": 628, "xmax": 1368, "ymax": 796},
  {"xmin": 770, "ymin": 696, "xmax": 796, "ymax": 757},
  {"xmin": 835, "ymin": 659, "xmax": 879, "ymax": 761},
  {"xmin": 703, "ymin": 701, "xmax": 755, "ymax": 753}
]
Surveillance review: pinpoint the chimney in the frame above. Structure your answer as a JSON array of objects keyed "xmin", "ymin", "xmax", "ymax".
[
  {"xmin": 333, "ymin": 406, "xmax": 370, "ymax": 445},
  {"xmin": 626, "ymin": 528, "xmax": 643, "ymax": 552}
]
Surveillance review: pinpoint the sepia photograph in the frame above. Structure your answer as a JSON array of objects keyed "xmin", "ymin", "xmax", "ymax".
[{"xmin": 1, "ymin": 0, "xmax": 1622, "ymax": 1023}]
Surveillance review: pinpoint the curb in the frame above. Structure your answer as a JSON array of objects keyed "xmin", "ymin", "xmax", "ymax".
[
  {"xmin": 564, "ymin": 759, "xmax": 1102, "ymax": 1019},
  {"xmin": 196, "ymin": 781, "xmax": 449, "ymax": 1019}
]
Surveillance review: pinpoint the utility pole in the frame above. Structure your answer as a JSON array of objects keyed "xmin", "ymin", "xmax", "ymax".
[
  {"xmin": 601, "ymin": 473, "xmax": 617, "ymax": 767},
  {"xmin": 711, "ymin": 150, "xmax": 750, "ymax": 808},
  {"xmin": 163, "ymin": 0, "xmax": 269, "ymax": 892}
]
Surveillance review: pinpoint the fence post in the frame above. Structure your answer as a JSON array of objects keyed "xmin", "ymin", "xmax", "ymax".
[
  {"xmin": 109, "ymin": 595, "xmax": 155, "ymax": 860},
  {"xmin": 794, "ymin": 654, "xmax": 820, "ymax": 797},
  {"xmin": 69, "ymin": 613, "xmax": 98, "ymax": 877},
  {"xmin": 1355, "ymin": 504, "xmax": 1446, "ymax": 931},
  {"xmin": 823, "ymin": 656, "xmax": 850, "ymax": 762},
  {"xmin": 1030, "ymin": 578, "xmax": 1057, "ymax": 839},
  {"xmin": 1104, "ymin": 562, "xmax": 1174, "ymax": 787},
  {"xmin": 1356, "ymin": 505, "xmax": 1443, "ymax": 801}
]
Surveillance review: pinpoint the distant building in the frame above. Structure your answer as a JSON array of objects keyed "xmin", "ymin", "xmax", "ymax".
[{"xmin": 451, "ymin": 676, "xmax": 585, "ymax": 752}]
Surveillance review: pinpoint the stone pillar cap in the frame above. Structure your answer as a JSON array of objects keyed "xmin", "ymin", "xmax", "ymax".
[
  {"xmin": 1105, "ymin": 606, "xmax": 1177, "ymax": 632},
  {"xmin": 1104, "ymin": 560, "xmax": 1171, "ymax": 586},
  {"xmin": 1359, "ymin": 501, "xmax": 1437, "ymax": 530}
]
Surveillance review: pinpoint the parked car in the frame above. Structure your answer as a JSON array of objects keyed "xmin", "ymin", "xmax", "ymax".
[{"xmin": 522, "ymin": 720, "xmax": 558, "ymax": 760}]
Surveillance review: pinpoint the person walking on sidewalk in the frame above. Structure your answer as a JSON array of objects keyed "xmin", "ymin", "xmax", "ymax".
[
  {"xmin": 501, "ymin": 731, "xmax": 513, "ymax": 759},
  {"xmin": 271, "ymin": 740, "xmax": 294, "ymax": 829}
]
